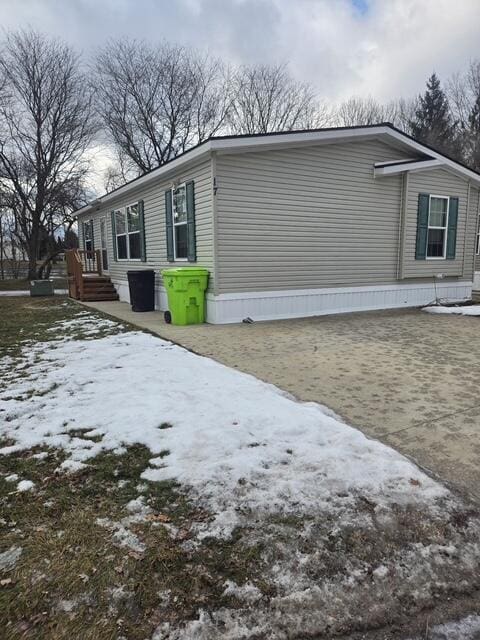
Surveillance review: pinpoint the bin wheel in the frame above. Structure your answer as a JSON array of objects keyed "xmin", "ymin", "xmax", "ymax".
[{"xmin": 164, "ymin": 310, "xmax": 172, "ymax": 324}]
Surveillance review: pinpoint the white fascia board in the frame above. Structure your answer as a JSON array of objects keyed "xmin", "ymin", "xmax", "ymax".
[
  {"xmin": 213, "ymin": 127, "xmax": 480, "ymax": 185},
  {"xmin": 374, "ymin": 159, "xmax": 442, "ymax": 177},
  {"xmin": 75, "ymin": 125, "xmax": 480, "ymax": 217},
  {"xmin": 75, "ymin": 142, "xmax": 212, "ymax": 217},
  {"xmin": 381, "ymin": 128, "xmax": 480, "ymax": 186},
  {"xmin": 209, "ymin": 125, "xmax": 389, "ymax": 153}
]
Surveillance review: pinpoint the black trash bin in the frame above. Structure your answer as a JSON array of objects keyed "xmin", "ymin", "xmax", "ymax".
[{"xmin": 127, "ymin": 270, "xmax": 155, "ymax": 312}]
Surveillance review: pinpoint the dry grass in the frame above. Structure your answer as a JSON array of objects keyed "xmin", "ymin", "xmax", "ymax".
[{"xmin": 0, "ymin": 445, "xmax": 271, "ymax": 640}]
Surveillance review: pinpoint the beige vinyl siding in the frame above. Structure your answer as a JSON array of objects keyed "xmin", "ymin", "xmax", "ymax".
[
  {"xmin": 473, "ymin": 187, "xmax": 480, "ymax": 273},
  {"xmin": 467, "ymin": 186, "xmax": 479, "ymax": 279},
  {"xmin": 402, "ymin": 169, "xmax": 473, "ymax": 279},
  {"xmin": 215, "ymin": 139, "xmax": 413, "ymax": 293},
  {"xmin": 77, "ymin": 157, "xmax": 214, "ymax": 290}
]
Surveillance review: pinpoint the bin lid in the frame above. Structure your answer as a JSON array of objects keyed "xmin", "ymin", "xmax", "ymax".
[
  {"xmin": 162, "ymin": 267, "xmax": 209, "ymax": 277},
  {"xmin": 127, "ymin": 269, "xmax": 155, "ymax": 275}
]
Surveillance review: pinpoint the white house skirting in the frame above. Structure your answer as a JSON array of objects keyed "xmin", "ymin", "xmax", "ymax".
[{"xmin": 112, "ymin": 279, "xmax": 472, "ymax": 324}]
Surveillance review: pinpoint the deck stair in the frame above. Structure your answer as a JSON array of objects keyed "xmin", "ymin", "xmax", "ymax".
[
  {"xmin": 81, "ymin": 275, "xmax": 119, "ymax": 301},
  {"xmin": 66, "ymin": 249, "xmax": 119, "ymax": 302}
]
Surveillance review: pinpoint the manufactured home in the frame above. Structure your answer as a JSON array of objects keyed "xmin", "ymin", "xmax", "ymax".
[{"xmin": 74, "ymin": 123, "xmax": 480, "ymax": 323}]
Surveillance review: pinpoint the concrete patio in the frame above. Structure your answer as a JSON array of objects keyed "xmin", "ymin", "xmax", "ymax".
[{"xmin": 81, "ymin": 299, "xmax": 480, "ymax": 502}]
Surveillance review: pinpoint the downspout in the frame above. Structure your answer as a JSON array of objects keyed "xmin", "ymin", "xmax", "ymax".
[
  {"xmin": 396, "ymin": 171, "xmax": 409, "ymax": 280},
  {"xmin": 461, "ymin": 181, "xmax": 471, "ymax": 281},
  {"xmin": 211, "ymin": 151, "xmax": 219, "ymax": 296}
]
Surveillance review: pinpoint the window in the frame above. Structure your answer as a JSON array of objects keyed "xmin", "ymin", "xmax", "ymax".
[
  {"xmin": 83, "ymin": 220, "xmax": 93, "ymax": 252},
  {"xmin": 165, "ymin": 182, "xmax": 195, "ymax": 263},
  {"xmin": 100, "ymin": 217, "xmax": 108, "ymax": 271},
  {"xmin": 172, "ymin": 185, "xmax": 188, "ymax": 260},
  {"xmin": 426, "ymin": 196, "xmax": 449, "ymax": 259},
  {"xmin": 114, "ymin": 204, "xmax": 141, "ymax": 260}
]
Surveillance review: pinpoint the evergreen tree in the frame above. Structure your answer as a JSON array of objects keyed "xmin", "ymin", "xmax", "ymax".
[{"xmin": 410, "ymin": 73, "xmax": 460, "ymax": 158}]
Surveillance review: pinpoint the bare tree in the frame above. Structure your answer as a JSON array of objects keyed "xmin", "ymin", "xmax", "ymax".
[
  {"xmin": 93, "ymin": 40, "xmax": 231, "ymax": 175},
  {"xmin": 335, "ymin": 96, "xmax": 387, "ymax": 127},
  {"xmin": 389, "ymin": 98, "xmax": 418, "ymax": 135},
  {"xmin": 228, "ymin": 63, "xmax": 330, "ymax": 134},
  {"xmin": 447, "ymin": 60, "xmax": 480, "ymax": 169},
  {"xmin": 447, "ymin": 60, "xmax": 480, "ymax": 128},
  {"xmin": 0, "ymin": 30, "xmax": 96, "ymax": 279}
]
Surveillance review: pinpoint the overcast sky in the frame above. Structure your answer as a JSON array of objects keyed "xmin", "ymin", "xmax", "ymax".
[{"xmin": 1, "ymin": 0, "xmax": 480, "ymax": 104}]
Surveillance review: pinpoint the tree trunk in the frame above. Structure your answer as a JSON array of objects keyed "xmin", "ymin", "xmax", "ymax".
[
  {"xmin": 0, "ymin": 216, "xmax": 4, "ymax": 280},
  {"xmin": 27, "ymin": 218, "xmax": 41, "ymax": 279},
  {"xmin": 27, "ymin": 258, "xmax": 39, "ymax": 280}
]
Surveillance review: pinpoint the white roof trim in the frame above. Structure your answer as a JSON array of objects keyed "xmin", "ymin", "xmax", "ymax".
[
  {"xmin": 374, "ymin": 159, "xmax": 442, "ymax": 177},
  {"xmin": 75, "ymin": 125, "xmax": 480, "ymax": 217},
  {"xmin": 75, "ymin": 142, "xmax": 213, "ymax": 216},
  {"xmin": 378, "ymin": 128, "xmax": 480, "ymax": 185}
]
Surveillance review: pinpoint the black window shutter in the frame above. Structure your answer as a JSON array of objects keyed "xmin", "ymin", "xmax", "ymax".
[
  {"xmin": 165, "ymin": 190, "xmax": 174, "ymax": 262},
  {"xmin": 90, "ymin": 219, "xmax": 95, "ymax": 251},
  {"xmin": 415, "ymin": 193, "xmax": 430, "ymax": 260},
  {"xmin": 446, "ymin": 197, "xmax": 459, "ymax": 260},
  {"xmin": 186, "ymin": 181, "xmax": 196, "ymax": 262},
  {"xmin": 110, "ymin": 211, "xmax": 117, "ymax": 261},
  {"xmin": 138, "ymin": 200, "xmax": 146, "ymax": 262}
]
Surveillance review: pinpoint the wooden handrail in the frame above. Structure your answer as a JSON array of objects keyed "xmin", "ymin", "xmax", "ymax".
[{"xmin": 66, "ymin": 249, "xmax": 102, "ymax": 299}]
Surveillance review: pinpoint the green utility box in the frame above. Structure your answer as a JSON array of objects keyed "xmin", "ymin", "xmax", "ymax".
[
  {"xmin": 162, "ymin": 268, "xmax": 209, "ymax": 325},
  {"xmin": 30, "ymin": 280, "xmax": 54, "ymax": 297}
]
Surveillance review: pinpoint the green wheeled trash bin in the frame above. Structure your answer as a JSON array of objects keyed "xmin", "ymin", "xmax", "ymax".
[{"xmin": 162, "ymin": 267, "xmax": 209, "ymax": 325}]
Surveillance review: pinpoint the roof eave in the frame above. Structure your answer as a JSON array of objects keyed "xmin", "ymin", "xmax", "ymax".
[
  {"xmin": 374, "ymin": 159, "xmax": 443, "ymax": 177},
  {"xmin": 75, "ymin": 141, "xmax": 213, "ymax": 218},
  {"xmin": 75, "ymin": 124, "xmax": 480, "ymax": 217}
]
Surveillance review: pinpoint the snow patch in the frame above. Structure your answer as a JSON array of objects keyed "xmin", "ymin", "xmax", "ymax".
[
  {"xmin": 408, "ymin": 614, "xmax": 480, "ymax": 639},
  {"xmin": 31, "ymin": 452, "xmax": 49, "ymax": 460},
  {"xmin": 0, "ymin": 546, "xmax": 22, "ymax": 571},
  {"xmin": 17, "ymin": 480, "xmax": 35, "ymax": 492},
  {"xmin": 223, "ymin": 580, "xmax": 262, "ymax": 603},
  {"xmin": 126, "ymin": 496, "xmax": 151, "ymax": 516},
  {"xmin": 96, "ymin": 517, "xmax": 146, "ymax": 554},
  {"xmin": 423, "ymin": 304, "xmax": 480, "ymax": 316},
  {"xmin": 0, "ymin": 326, "xmax": 450, "ymax": 537},
  {"xmin": 56, "ymin": 459, "xmax": 88, "ymax": 474}
]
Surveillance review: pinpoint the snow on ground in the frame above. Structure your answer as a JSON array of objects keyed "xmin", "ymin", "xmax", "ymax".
[
  {"xmin": 0, "ymin": 313, "xmax": 449, "ymax": 537},
  {"xmin": 0, "ymin": 546, "xmax": 22, "ymax": 571},
  {"xmin": 408, "ymin": 615, "xmax": 480, "ymax": 639},
  {"xmin": 423, "ymin": 304, "xmax": 480, "ymax": 316},
  {"xmin": 0, "ymin": 290, "xmax": 68, "ymax": 297},
  {"xmin": 3, "ymin": 310, "xmax": 480, "ymax": 637},
  {"xmin": 16, "ymin": 480, "xmax": 35, "ymax": 492}
]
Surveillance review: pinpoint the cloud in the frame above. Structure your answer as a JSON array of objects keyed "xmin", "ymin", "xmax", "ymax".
[{"xmin": 1, "ymin": 0, "xmax": 478, "ymax": 104}]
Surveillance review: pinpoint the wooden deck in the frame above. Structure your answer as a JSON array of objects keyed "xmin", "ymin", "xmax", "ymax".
[{"xmin": 66, "ymin": 249, "xmax": 119, "ymax": 302}]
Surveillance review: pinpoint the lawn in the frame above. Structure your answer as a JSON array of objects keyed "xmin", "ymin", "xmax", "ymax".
[{"xmin": 1, "ymin": 297, "xmax": 480, "ymax": 639}]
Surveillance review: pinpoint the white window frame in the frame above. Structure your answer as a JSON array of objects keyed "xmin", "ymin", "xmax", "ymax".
[
  {"xmin": 100, "ymin": 216, "xmax": 109, "ymax": 273},
  {"xmin": 83, "ymin": 220, "xmax": 93, "ymax": 252},
  {"xmin": 476, "ymin": 215, "xmax": 480, "ymax": 256},
  {"xmin": 114, "ymin": 202, "xmax": 142, "ymax": 262},
  {"xmin": 426, "ymin": 194, "xmax": 449, "ymax": 260},
  {"xmin": 172, "ymin": 183, "xmax": 188, "ymax": 262}
]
